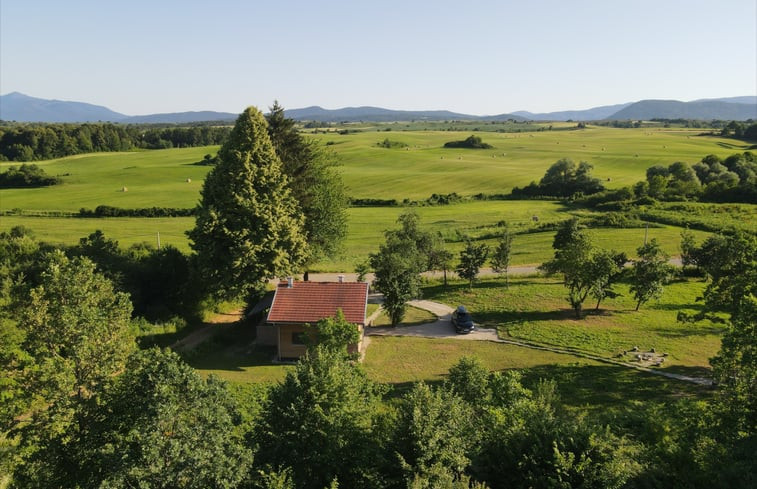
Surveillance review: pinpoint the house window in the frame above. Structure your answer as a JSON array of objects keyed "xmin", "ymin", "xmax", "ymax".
[{"xmin": 291, "ymin": 332, "xmax": 307, "ymax": 345}]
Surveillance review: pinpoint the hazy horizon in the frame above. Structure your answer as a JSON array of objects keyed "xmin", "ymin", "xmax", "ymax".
[{"xmin": 2, "ymin": 0, "xmax": 755, "ymax": 116}]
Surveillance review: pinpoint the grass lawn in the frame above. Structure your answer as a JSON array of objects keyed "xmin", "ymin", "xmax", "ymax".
[
  {"xmin": 422, "ymin": 276, "xmax": 723, "ymax": 377},
  {"xmin": 0, "ymin": 216, "xmax": 195, "ymax": 252},
  {"xmin": 362, "ymin": 336, "xmax": 712, "ymax": 410},
  {"xmin": 371, "ymin": 305, "xmax": 436, "ymax": 327}
]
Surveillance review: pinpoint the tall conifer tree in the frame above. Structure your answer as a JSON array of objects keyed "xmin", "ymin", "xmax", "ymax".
[{"xmin": 189, "ymin": 107, "xmax": 307, "ymax": 299}]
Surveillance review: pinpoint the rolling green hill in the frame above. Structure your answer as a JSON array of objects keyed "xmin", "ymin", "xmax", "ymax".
[{"xmin": 1, "ymin": 126, "xmax": 747, "ymax": 211}]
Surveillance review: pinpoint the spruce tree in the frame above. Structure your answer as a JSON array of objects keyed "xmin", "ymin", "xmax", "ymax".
[{"xmin": 188, "ymin": 107, "xmax": 307, "ymax": 300}]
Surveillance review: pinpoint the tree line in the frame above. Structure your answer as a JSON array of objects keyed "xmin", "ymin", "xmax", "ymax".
[
  {"xmin": 0, "ymin": 122, "xmax": 232, "ymax": 161},
  {"xmin": 513, "ymin": 152, "xmax": 756, "ymax": 204}
]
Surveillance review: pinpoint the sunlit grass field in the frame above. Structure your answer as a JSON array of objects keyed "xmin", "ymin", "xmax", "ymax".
[
  {"xmin": 1, "ymin": 126, "xmax": 748, "ymax": 211},
  {"xmin": 0, "ymin": 146, "xmax": 217, "ymax": 211},
  {"xmin": 0, "ymin": 202, "xmax": 712, "ymax": 270},
  {"xmin": 313, "ymin": 126, "xmax": 749, "ymax": 199},
  {"xmin": 422, "ymin": 276, "xmax": 723, "ymax": 375}
]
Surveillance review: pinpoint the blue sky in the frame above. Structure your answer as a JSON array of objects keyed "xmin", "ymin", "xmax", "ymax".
[{"xmin": 1, "ymin": 0, "xmax": 755, "ymax": 115}]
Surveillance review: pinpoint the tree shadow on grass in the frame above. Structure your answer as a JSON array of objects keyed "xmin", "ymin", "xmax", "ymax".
[
  {"xmin": 383, "ymin": 364, "xmax": 713, "ymax": 406},
  {"xmin": 518, "ymin": 364, "xmax": 713, "ymax": 410},
  {"xmin": 491, "ymin": 308, "xmax": 579, "ymax": 326}
]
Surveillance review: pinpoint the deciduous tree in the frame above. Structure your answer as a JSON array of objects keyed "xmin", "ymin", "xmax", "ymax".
[
  {"xmin": 630, "ymin": 239, "xmax": 673, "ymax": 311},
  {"xmin": 456, "ymin": 239, "xmax": 489, "ymax": 290},
  {"xmin": 490, "ymin": 228, "xmax": 513, "ymax": 287}
]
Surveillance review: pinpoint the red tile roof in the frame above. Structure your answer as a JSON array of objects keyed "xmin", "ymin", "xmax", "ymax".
[{"xmin": 267, "ymin": 281, "xmax": 369, "ymax": 325}]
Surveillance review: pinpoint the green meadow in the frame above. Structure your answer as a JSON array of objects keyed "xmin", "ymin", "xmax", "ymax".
[
  {"xmin": 314, "ymin": 126, "xmax": 749, "ymax": 199},
  {"xmin": 1, "ymin": 126, "xmax": 749, "ymax": 211},
  {"xmin": 0, "ymin": 146, "xmax": 217, "ymax": 211},
  {"xmin": 0, "ymin": 202, "xmax": 712, "ymax": 270}
]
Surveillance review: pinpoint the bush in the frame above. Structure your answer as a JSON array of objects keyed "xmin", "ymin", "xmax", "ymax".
[
  {"xmin": 444, "ymin": 135, "xmax": 493, "ymax": 149},
  {"xmin": 0, "ymin": 164, "xmax": 61, "ymax": 188}
]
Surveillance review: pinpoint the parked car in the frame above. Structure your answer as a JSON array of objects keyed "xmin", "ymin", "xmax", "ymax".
[{"xmin": 452, "ymin": 305, "xmax": 474, "ymax": 334}]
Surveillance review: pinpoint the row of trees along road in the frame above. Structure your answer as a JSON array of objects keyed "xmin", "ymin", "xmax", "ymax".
[{"xmin": 188, "ymin": 104, "xmax": 347, "ymax": 302}]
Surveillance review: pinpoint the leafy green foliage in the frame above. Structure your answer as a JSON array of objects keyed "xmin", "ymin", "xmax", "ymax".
[
  {"xmin": 393, "ymin": 383, "xmax": 476, "ymax": 484},
  {"xmin": 19, "ymin": 251, "xmax": 134, "ymax": 406},
  {"xmin": 306, "ymin": 309, "xmax": 361, "ymax": 359},
  {"xmin": 512, "ymin": 158, "xmax": 604, "ymax": 198},
  {"xmin": 0, "ymin": 122, "xmax": 230, "ymax": 161},
  {"xmin": 266, "ymin": 102, "xmax": 348, "ymax": 265},
  {"xmin": 443, "ymin": 135, "xmax": 493, "ymax": 149},
  {"xmin": 456, "ymin": 239, "xmax": 489, "ymax": 290},
  {"xmin": 489, "ymin": 228, "xmax": 513, "ymax": 286},
  {"xmin": 630, "ymin": 238, "xmax": 674, "ymax": 311},
  {"xmin": 253, "ymin": 347, "xmax": 385, "ymax": 489},
  {"xmin": 0, "ymin": 163, "xmax": 61, "ymax": 188},
  {"xmin": 371, "ymin": 212, "xmax": 432, "ymax": 325},
  {"xmin": 189, "ymin": 106, "xmax": 308, "ymax": 300},
  {"xmin": 12, "ymin": 348, "xmax": 252, "ymax": 487}
]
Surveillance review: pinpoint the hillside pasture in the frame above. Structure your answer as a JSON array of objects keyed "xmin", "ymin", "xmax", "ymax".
[
  {"xmin": 314, "ymin": 126, "xmax": 748, "ymax": 200},
  {"xmin": 1, "ymin": 127, "xmax": 744, "ymax": 212},
  {"xmin": 0, "ymin": 146, "xmax": 217, "ymax": 211}
]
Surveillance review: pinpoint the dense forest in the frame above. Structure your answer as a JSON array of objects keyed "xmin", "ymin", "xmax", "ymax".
[{"xmin": 0, "ymin": 122, "xmax": 232, "ymax": 161}]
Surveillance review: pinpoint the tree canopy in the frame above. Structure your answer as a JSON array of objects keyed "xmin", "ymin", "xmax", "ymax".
[
  {"xmin": 188, "ymin": 106, "xmax": 308, "ymax": 300},
  {"xmin": 266, "ymin": 102, "xmax": 348, "ymax": 266}
]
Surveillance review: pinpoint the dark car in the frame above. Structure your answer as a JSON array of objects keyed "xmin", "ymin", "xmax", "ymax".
[{"xmin": 451, "ymin": 305, "xmax": 474, "ymax": 334}]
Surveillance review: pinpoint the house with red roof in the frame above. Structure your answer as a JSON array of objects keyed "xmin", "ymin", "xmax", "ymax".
[{"xmin": 258, "ymin": 279, "xmax": 369, "ymax": 360}]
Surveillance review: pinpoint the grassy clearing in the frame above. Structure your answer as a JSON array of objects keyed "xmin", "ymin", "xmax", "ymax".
[
  {"xmin": 0, "ymin": 216, "xmax": 195, "ymax": 252},
  {"xmin": 422, "ymin": 276, "xmax": 723, "ymax": 376},
  {"xmin": 362, "ymin": 336, "xmax": 711, "ymax": 409},
  {"xmin": 321, "ymin": 202, "xmax": 712, "ymax": 270},
  {"xmin": 1, "ymin": 127, "xmax": 745, "ymax": 211},
  {"xmin": 370, "ymin": 305, "xmax": 436, "ymax": 327}
]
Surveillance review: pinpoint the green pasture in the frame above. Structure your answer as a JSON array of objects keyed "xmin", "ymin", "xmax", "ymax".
[
  {"xmin": 0, "ymin": 146, "xmax": 217, "ymax": 211},
  {"xmin": 327, "ymin": 201, "xmax": 712, "ymax": 271},
  {"xmin": 1, "ymin": 127, "xmax": 748, "ymax": 213},
  {"xmin": 315, "ymin": 126, "xmax": 749, "ymax": 200},
  {"xmin": 422, "ymin": 276, "xmax": 723, "ymax": 375},
  {"xmin": 0, "ymin": 216, "xmax": 195, "ymax": 252},
  {"xmin": 1, "ymin": 201, "xmax": 712, "ymax": 271}
]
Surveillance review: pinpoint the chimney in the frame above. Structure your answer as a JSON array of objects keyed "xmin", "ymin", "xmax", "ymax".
[
  {"xmin": 338, "ymin": 274, "xmax": 344, "ymax": 283},
  {"xmin": 287, "ymin": 276, "xmax": 294, "ymax": 288}
]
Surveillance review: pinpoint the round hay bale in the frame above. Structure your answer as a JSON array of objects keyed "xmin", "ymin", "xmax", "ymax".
[
  {"xmin": 186, "ymin": 178, "xmax": 192, "ymax": 183},
  {"xmin": 122, "ymin": 187, "xmax": 128, "ymax": 192}
]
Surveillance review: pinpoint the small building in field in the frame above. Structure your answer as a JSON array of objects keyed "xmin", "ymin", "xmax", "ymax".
[{"xmin": 258, "ymin": 279, "xmax": 369, "ymax": 360}]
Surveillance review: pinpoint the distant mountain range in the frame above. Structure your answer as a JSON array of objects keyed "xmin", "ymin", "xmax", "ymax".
[{"xmin": 1, "ymin": 92, "xmax": 755, "ymax": 124}]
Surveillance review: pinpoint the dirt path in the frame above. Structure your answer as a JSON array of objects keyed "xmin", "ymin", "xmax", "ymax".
[
  {"xmin": 367, "ymin": 299, "xmax": 712, "ymax": 386},
  {"xmin": 171, "ymin": 309, "xmax": 243, "ymax": 352}
]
